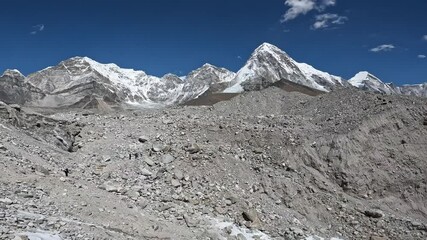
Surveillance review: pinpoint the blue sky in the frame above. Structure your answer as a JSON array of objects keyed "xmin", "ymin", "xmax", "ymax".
[{"xmin": 1, "ymin": 0, "xmax": 426, "ymax": 85}]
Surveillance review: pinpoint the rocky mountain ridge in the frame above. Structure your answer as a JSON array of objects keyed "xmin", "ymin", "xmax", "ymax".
[
  {"xmin": 349, "ymin": 71, "xmax": 427, "ymax": 97},
  {"xmin": 1, "ymin": 43, "xmax": 426, "ymax": 109}
]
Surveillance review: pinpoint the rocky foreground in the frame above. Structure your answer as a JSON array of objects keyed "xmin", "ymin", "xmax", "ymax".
[{"xmin": 1, "ymin": 87, "xmax": 427, "ymax": 240}]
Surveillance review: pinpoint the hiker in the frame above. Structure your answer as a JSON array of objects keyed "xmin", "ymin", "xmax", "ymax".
[{"xmin": 63, "ymin": 168, "xmax": 69, "ymax": 177}]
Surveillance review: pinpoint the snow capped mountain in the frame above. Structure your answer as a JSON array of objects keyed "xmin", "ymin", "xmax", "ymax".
[
  {"xmin": 1, "ymin": 69, "xmax": 25, "ymax": 79},
  {"xmin": 1, "ymin": 42, "xmax": 427, "ymax": 109},
  {"xmin": 184, "ymin": 63, "xmax": 236, "ymax": 95},
  {"xmin": 7, "ymin": 57, "xmax": 235, "ymax": 108},
  {"xmin": 395, "ymin": 83, "xmax": 427, "ymax": 97},
  {"xmin": 349, "ymin": 71, "xmax": 397, "ymax": 95},
  {"xmin": 224, "ymin": 43, "xmax": 347, "ymax": 93}
]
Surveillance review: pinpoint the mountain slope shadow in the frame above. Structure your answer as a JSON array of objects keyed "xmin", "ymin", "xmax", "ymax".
[{"xmin": 184, "ymin": 78, "xmax": 324, "ymax": 106}]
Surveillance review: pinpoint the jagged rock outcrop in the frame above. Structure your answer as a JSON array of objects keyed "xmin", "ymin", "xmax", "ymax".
[{"xmin": 0, "ymin": 70, "xmax": 29, "ymax": 105}]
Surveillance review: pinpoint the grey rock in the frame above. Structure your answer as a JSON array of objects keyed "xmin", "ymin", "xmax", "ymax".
[
  {"xmin": 102, "ymin": 156, "xmax": 111, "ymax": 162},
  {"xmin": 173, "ymin": 169, "xmax": 184, "ymax": 180},
  {"xmin": 186, "ymin": 143, "xmax": 201, "ymax": 154},
  {"xmin": 162, "ymin": 154, "xmax": 175, "ymax": 164},
  {"xmin": 0, "ymin": 144, "xmax": 7, "ymax": 151},
  {"xmin": 364, "ymin": 209, "xmax": 384, "ymax": 218},
  {"xmin": 144, "ymin": 158, "xmax": 155, "ymax": 166},
  {"xmin": 152, "ymin": 144, "xmax": 164, "ymax": 152},
  {"xmin": 242, "ymin": 209, "xmax": 260, "ymax": 223},
  {"xmin": 253, "ymin": 148, "xmax": 263, "ymax": 154},
  {"xmin": 138, "ymin": 136, "xmax": 149, "ymax": 143},
  {"xmin": 183, "ymin": 214, "xmax": 199, "ymax": 228},
  {"xmin": 0, "ymin": 198, "xmax": 13, "ymax": 205},
  {"xmin": 289, "ymin": 227, "xmax": 304, "ymax": 236},
  {"xmin": 140, "ymin": 168, "xmax": 153, "ymax": 176},
  {"xmin": 102, "ymin": 183, "xmax": 123, "ymax": 193},
  {"xmin": 171, "ymin": 179, "xmax": 181, "ymax": 188}
]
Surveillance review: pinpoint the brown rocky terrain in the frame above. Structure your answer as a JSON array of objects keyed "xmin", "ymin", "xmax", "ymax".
[{"xmin": 1, "ymin": 86, "xmax": 426, "ymax": 240}]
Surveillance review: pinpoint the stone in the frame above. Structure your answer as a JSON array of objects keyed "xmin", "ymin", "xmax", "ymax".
[
  {"xmin": 186, "ymin": 143, "xmax": 201, "ymax": 154},
  {"xmin": 152, "ymin": 144, "xmax": 164, "ymax": 152},
  {"xmin": 35, "ymin": 165, "xmax": 49, "ymax": 176},
  {"xmin": 0, "ymin": 144, "xmax": 7, "ymax": 151},
  {"xmin": 289, "ymin": 227, "xmax": 304, "ymax": 236},
  {"xmin": 137, "ymin": 198, "xmax": 148, "ymax": 209},
  {"xmin": 9, "ymin": 104, "xmax": 21, "ymax": 112},
  {"xmin": 0, "ymin": 198, "xmax": 13, "ymax": 205},
  {"xmin": 215, "ymin": 206, "xmax": 227, "ymax": 215},
  {"xmin": 103, "ymin": 156, "xmax": 111, "ymax": 162},
  {"xmin": 162, "ymin": 154, "xmax": 175, "ymax": 164},
  {"xmin": 140, "ymin": 168, "xmax": 153, "ymax": 176},
  {"xmin": 364, "ymin": 209, "xmax": 384, "ymax": 218},
  {"xmin": 183, "ymin": 214, "xmax": 199, "ymax": 228},
  {"xmin": 242, "ymin": 209, "xmax": 260, "ymax": 223},
  {"xmin": 171, "ymin": 179, "xmax": 181, "ymax": 188},
  {"xmin": 173, "ymin": 169, "xmax": 184, "ymax": 180},
  {"xmin": 138, "ymin": 136, "xmax": 148, "ymax": 143},
  {"xmin": 144, "ymin": 158, "xmax": 155, "ymax": 166},
  {"xmin": 127, "ymin": 191, "xmax": 140, "ymax": 199},
  {"xmin": 103, "ymin": 183, "xmax": 123, "ymax": 193},
  {"xmin": 227, "ymin": 195, "xmax": 238, "ymax": 204},
  {"xmin": 253, "ymin": 148, "xmax": 263, "ymax": 154}
]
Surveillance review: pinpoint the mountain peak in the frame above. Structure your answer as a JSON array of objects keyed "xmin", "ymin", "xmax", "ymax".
[
  {"xmin": 202, "ymin": 63, "xmax": 215, "ymax": 68},
  {"xmin": 255, "ymin": 42, "xmax": 281, "ymax": 52},
  {"xmin": 224, "ymin": 43, "xmax": 346, "ymax": 93},
  {"xmin": 349, "ymin": 71, "xmax": 396, "ymax": 94},
  {"xmin": 349, "ymin": 71, "xmax": 381, "ymax": 88},
  {"xmin": 1, "ymin": 69, "xmax": 25, "ymax": 78}
]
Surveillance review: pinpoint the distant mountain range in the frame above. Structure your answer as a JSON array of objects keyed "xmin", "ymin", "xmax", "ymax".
[{"xmin": 1, "ymin": 43, "xmax": 426, "ymax": 108}]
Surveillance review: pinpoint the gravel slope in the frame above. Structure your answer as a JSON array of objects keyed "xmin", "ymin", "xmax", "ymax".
[{"xmin": 1, "ymin": 87, "xmax": 426, "ymax": 240}]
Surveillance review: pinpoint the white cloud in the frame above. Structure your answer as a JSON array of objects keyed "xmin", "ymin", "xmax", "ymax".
[
  {"xmin": 316, "ymin": 0, "xmax": 336, "ymax": 11},
  {"xmin": 281, "ymin": 0, "xmax": 337, "ymax": 22},
  {"xmin": 418, "ymin": 54, "xmax": 426, "ymax": 59},
  {"xmin": 30, "ymin": 24, "xmax": 45, "ymax": 35},
  {"xmin": 423, "ymin": 35, "xmax": 427, "ymax": 41},
  {"xmin": 370, "ymin": 44, "xmax": 395, "ymax": 52},
  {"xmin": 282, "ymin": 0, "xmax": 316, "ymax": 22},
  {"xmin": 312, "ymin": 13, "xmax": 347, "ymax": 29}
]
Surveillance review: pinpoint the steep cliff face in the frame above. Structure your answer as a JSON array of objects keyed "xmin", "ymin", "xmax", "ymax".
[{"xmin": 0, "ymin": 70, "xmax": 29, "ymax": 105}]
